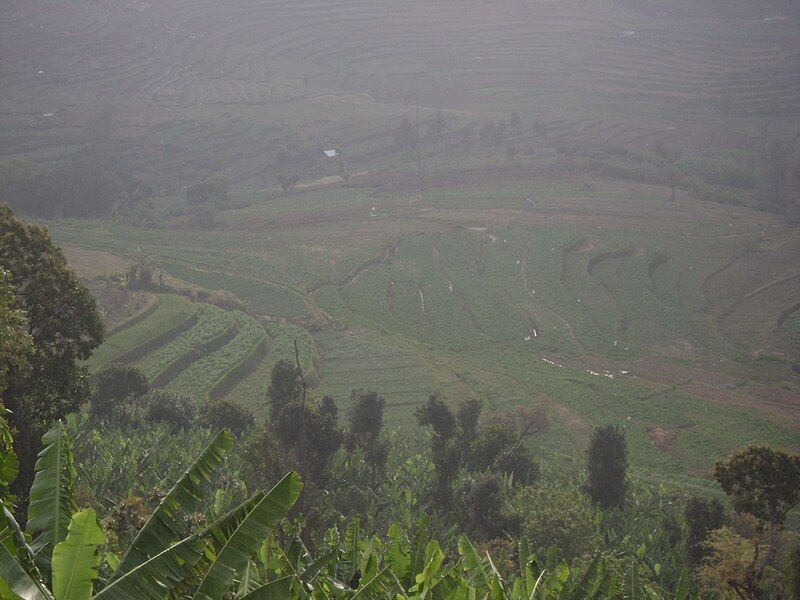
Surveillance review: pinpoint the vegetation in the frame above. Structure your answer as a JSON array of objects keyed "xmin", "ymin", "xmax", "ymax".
[{"xmin": 2, "ymin": 1, "xmax": 800, "ymax": 595}]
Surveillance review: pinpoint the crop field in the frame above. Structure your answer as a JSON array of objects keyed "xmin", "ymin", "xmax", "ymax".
[
  {"xmin": 3, "ymin": 0, "xmax": 800, "ymax": 186},
  {"xmin": 135, "ymin": 303, "xmax": 234, "ymax": 379},
  {"xmin": 85, "ymin": 294, "xmax": 196, "ymax": 371},
  {"xmin": 166, "ymin": 312, "xmax": 265, "ymax": 399},
  {"xmin": 225, "ymin": 322, "xmax": 317, "ymax": 412},
  {"xmin": 17, "ymin": 0, "xmax": 799, "ymax": 493},
  {"xmin": 61, "ymin": 170, "xmax": 800, "ymax": 486}
]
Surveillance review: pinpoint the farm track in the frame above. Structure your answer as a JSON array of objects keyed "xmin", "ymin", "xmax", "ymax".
[{"xmin": 310, "ymin": 230, "xmax": 425, "ymax": 294}]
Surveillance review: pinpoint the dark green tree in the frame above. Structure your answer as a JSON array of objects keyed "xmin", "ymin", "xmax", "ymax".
[
  {"xmin": 277, "ymin": 174, "xmax": 300, "ymax": 196},
  {"xmin": 394, "ymin": 116, "xmax": 418, "ymax": 150},
  {"xmin": 266, "ymin": 359, "xmax": 303, "ymax": 422},
  {"xmin": 200, "ymin": 398, "xmax": 254, "ymax": 437},
  {"xmin": 713, "ymin": 445, "xmax": 800, "ymax": 528},
  {"xmin": 416, "ymin": 395, "xmax": 459, "ymax": 505},
  {"xmin": 586, "ymin": 424, "xmax": 628, "ymax": 509},
  {"xmin": 684, "ymin": 496, "xmax": 725, "ymax": 566},
  {"xmin": 91, "ymin": 364, "xmax": 149, "ymax": 421},
  {"xmin": 346, "ymin": 390, "xmax": 389, "ymax": 473},
  {"xmin": 456, "ymin": 398, "xmax": 482, "ymax": 454},
  {"xmin": 0, "ymin": 205, "xmax": 104, "ymax": 503},
  {"xmin": 186, "ymin": 174, "xmax": 230, "ymax": 205},
  {"xmin": 469, "ymin": 423, "xmax": 537, "ymax": 485},
  {"xmin": 0, "ymin": 269, "xmax": 32, "ymax": 396},
  {"xmin": 144, "ymin": 390, "xmax": 197, "ymax": 428}
]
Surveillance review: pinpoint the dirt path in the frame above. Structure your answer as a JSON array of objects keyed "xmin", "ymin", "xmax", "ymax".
[{"xmin": 309, "ymin": 229, "xmax": 425, "ymax": 294}]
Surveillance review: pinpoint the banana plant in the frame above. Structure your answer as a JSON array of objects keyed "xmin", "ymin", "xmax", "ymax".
[{"xmin": 0, "ymin": 421, "xmax": 302, "ymax": 600}]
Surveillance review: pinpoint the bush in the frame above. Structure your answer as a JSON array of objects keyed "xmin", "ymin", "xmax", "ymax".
[
  {"xmin": 91, "ymin": 364, "xmax": 149, "ymax": 421},
  {"xmin": 144, "ymin": 390, "xmax": 197, "ymax": 428},
  {"xmin": 510, "ymin": 484, "xmax": 600, "ymax": 560},
  {"xmin": 200, "ymin": 399, "xmax": 253, "ymax": 437}
]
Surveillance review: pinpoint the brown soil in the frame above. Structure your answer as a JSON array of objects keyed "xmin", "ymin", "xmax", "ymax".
[{"xmin": 646, "ymin": 424, "xmax": 693, "ymax": 452}]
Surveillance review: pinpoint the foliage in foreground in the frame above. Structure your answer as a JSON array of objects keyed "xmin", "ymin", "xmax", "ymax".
[{"xmin": 0, "ymin": 416, "xmax": 703, "ymax": 599}]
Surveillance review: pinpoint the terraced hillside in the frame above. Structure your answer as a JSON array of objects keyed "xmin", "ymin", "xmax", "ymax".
[
  {"xmin": 2, "ymin": 0, "xmax": 799, "ymax": 182},
  {"xmin": 60, "ymin": 173, "xmax": 800, "ymax": 484}
]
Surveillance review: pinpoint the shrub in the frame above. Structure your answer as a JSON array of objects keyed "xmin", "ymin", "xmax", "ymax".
[
  {"xmin": 510, "ymin": 484, "xmax": 600, "ymax": 560},
  {"xmin": 91, "ymin": 364, "xmax": 149, "ymax": 420},
  {"xmin": 200, "ymin": 399, "xmax": 253, "ymax": 437},
  {"xmin": 144, "ymin": 390, "xmax": 197, "ymax": 428}
]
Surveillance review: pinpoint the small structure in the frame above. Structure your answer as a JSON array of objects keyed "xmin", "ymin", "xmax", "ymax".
[{"xmin": 323, "ymin": 149, "xmax": 337, "ymax": 158}]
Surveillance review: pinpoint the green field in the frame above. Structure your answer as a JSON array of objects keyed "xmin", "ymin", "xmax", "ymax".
[
  {"xmin": 10, "ymin": 0, "xmax": 798, "ymax": 497},
  {"xmin": 85, "ymin": 294, "xmax": 196, "ymax": 372},
  {"xmin": 61, "ymin": 171, "xmax": 800, "ymax": 488}
]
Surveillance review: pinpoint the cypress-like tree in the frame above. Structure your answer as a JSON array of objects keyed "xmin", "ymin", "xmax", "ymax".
[{"xmin": 586, "ymin": 424, "xmax": 628, "ymax": 508}]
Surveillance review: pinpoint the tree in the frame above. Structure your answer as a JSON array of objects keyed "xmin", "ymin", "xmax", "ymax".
[
  {"xmin": 469, "ymin": 423, "xmax": 538, "ymax": 485},
  {"xmin": 277, "ymin": 173, "xmax": 300, "ymax": 196},
  {"xmin": 394, "ymin": 116, "xmax": 418, "ymax": 150},
  {"xmin": 144, "ymin": 390, "xmax": 197, "ymax": 428},
  {"xmin": 346, "ymin": 390, "xmax": 389, "ymax": 473},
  {"xmin": 90, "ymin": 364, "xmax": 149, "ymax": 421},
  {"xmin": 684, "ymin": 496, "xmax": 725, "ymax": 566},
  {"xmin": 186, "ymin": 174, "xmax": 230, "ymax": 206},
  {"xmin": 125, "ymin": 250, "xmax": 155, "ymax": 290},
  {"xmin": 0, "ymin": 205, "xmax": 104, "ymax": 504},
  {"xmin": 714, "ymin": 446, "xmax": 800, "ymax": 528},
  {"xmin": 200, "ymin": 399, "xmax": 253, "ymax": 437},
  {"xmin": 696, "ymin": 527, "xmax": 785, "ymax": 600},
  {"xmin": 510, "ymin": 483, "xmax": 600, "ymax": 560},
  {"xmin": 586, "ymin": 424, "xmax": 628, "ymax": 509},
  {"xmin": 266, "ymin": 359, "xmax": 303, "ymax": 422},
  {"xmin": 416, "ymin": 395, "xmax": 459, "ymax": 505},
  {"xmin": 0, "ymin": 269, "xmax": 32, "ymax": 397},
  {"xmin": 456, "ymin": 398, "xmax": 482, "ymax": 454}
]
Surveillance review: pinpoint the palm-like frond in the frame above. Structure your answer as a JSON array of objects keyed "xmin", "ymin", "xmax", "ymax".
[
  {"xmin": 110, "ymin": 429, "xmax": 233, "ymax": 582},
  {"xmin": 51, "ymin": 509, "xmax": 104, "ymax": 600},
  {"xmin": 192, "ymin": 472, "xmax": 302, "ymax": 600},
  {"xmin": 26, "ymin": 422, "xmax": 77, "ymax": 579}
]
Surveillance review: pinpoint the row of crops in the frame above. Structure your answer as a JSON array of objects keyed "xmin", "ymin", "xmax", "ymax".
[
  {"xmin": 166, "ymin": 312, "xmax": 265, "ymax": 398},
  {"xmin": 92, "ymin": 294, "xmax": 327, "ymax": 410}
]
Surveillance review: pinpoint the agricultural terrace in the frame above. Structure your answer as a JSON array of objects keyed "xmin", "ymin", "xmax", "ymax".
[
  {"xmin": 2, "ymin": 0, "xmax": 800, "ymax": 185},
  {"xmin": 57, "ymin": 171, "xmax": 800, "ymax": 486}
]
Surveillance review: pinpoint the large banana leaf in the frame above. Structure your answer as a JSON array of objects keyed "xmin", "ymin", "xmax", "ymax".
[
  {"xmin": 238, "ymin": 576, "xmax": 294, "ymax": 600},
  {"xmin": 51, "ymin": 509, "xmax": 104, "ymax": 600},
  {"xmin": 109, "ymin": 429, "xmax": 233, "ymax": 583},
  {"xmin": 0, "ymin": 506, "xmax": 52, "ymax": 600},
  {"xmin": 0, "ymin": 410, "xmax": 18, "ymax": 499},
  {"xmin": 0, "ymin": 543, "xmax": 52, "ymax": 600},
  {"xmin": 26, "ymin": 422, "xmax": 76, "ymax": 578},
  {"xmin": 192, "ymin": 472, "xmax": 302, "ymax": 600},
  {"xmin": 91, "ymin": 536, "xmax": 207, "ymax": 600}
]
